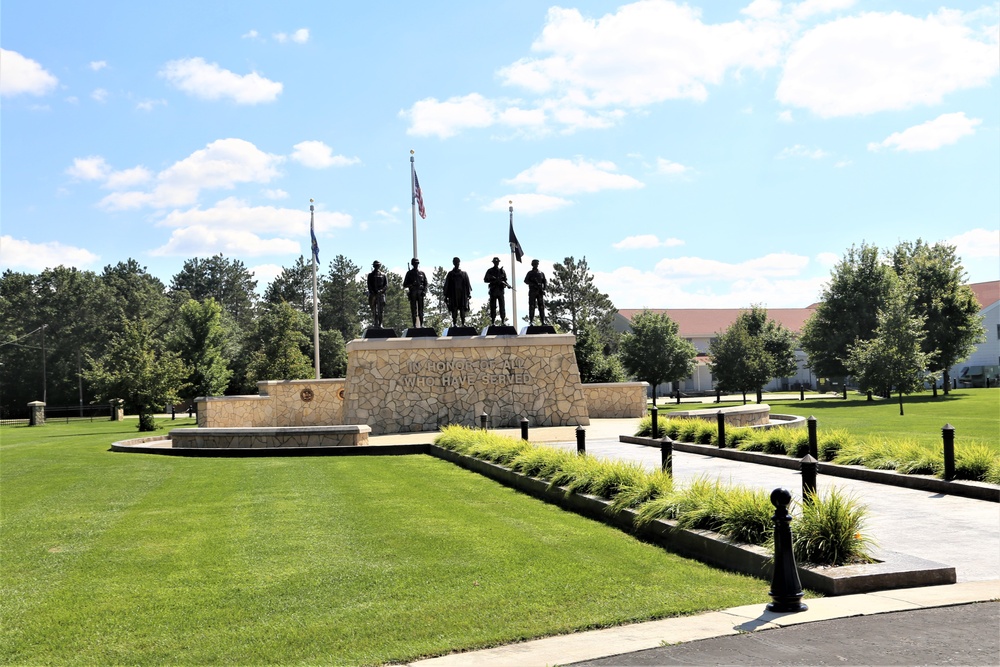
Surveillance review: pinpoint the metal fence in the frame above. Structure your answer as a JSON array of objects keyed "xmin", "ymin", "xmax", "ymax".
[
  {"xmin": 0, "ymin": 407, "xmax": 31, "ymax": 426},
  {"xmin": 0, "ymin": 404, "xmax": 113, "ymax": 426}
]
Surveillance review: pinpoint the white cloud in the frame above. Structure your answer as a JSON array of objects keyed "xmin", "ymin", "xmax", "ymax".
[
  {"xmin": 249, "ymin": 263, "xmax": 284, "ymax": 286},
  {"xmin": 948, "ymin": 228, "xmax": 999, "ymax": 259},
  {"xmin": 654, "ymin": 253, "xmax": 810, "ymax": 279},
  {"xmin": 741, "ymin": 0, "xmax": 783, "ymax": 20},
  {"xmin": 159, "ymin": 57, "xmax": 282, "ymax": 104},
  {"xmin": 790, "ymin": 0, "xmax": 856, "ymax": 20},
  {"xmin": 505, "ymin": 157, "xmax": 643, "ymax": 195},
  {"xmin": 402, "ymin": 93, "xmax": 498, "ymax": 138},
  {"xmin": 149, "ymin": 226, "xmax": 300, "ymax": 257},
  {"xmin": 0, "ymin": 236, "xmax": 99, "ymax": 271},
  {"xmin": 656, "ymin": 158, "xmax": 693, "ymax": 176},
  {"xmin": 868, "ymin": 112, "xmax": 982, "ymax": 152},
  {"xmin": 242, "ymin": 30, "xmax": 260, "ymax": 39},
  {"xmin": 815, "ymin": 251, "xmax": 839, "ymax": 267},
  {"xmin": 777, "ymin": 144, "xmax": 828, "ymax": 159},
  {"xmin": 99, "ymin": 138, "xmax": 284, "ymax": 210},
  {"xmin": 158, "ymin": 197, "xmax": 351, "ymax": 235},
  {"xmin": 290, "ymin": 141, "xmax": 360, "ymax": 168},
  {"xmin": 0, "ymin": 49, "xmax": 59, "ymax": 97},
  {"xmin": 292, "ymin": 28, "xmax": 309, "ymax": 44},
  {"xmin": 89, "ymin": 60, "xmax": 107, "ymax": 71},
  {"xmin": 613, "ymin": 234, "xmax": 684, "ymax": 250},
  {"xmin": 777, "ymin": 110, "xmax": 793, "ymax": 122},
  {"xmin": 136, "ymin": 99, "xmax": 167, "ymax": 112},
  {"xmin": 777, "ymin": 10, "xmax": 999, "ymax": 117},
  {"xmin": 104, "ymin": 166, "xmax": 152, "ymax": 190},
  {"xmin": 90, "ymin": 88, "xmax": 109, "ymax": 103},
  {"xmin": 484, "ymin": 194, "xmax": 572, "ymax": 215},
  {"xmin": 66, "ymin": 156, "xmax": 111, "ymax": 181},
  {"xmin": 834, "ymin": 159, "xmax": 852, "ymax": 168},
  {"xmin": 263, "ymin": 188, "xmax": 289, "ymax": 200}
]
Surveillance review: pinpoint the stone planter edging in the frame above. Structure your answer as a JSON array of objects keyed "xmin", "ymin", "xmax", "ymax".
[
  {"xmin": 620, "ymin": 436, "xmax": 1000, "ymax": 502},
  {"xmin": 428, "ymin": 445, "xmax": 955, "ymax": 595}
]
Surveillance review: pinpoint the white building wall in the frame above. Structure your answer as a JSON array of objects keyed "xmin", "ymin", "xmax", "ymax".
[{"xmin": 948, "ymin": 301, "xmax": 1000, "ymax": 386}]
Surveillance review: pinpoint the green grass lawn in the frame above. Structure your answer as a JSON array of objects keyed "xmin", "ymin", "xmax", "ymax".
[
  {"xmin": 652, "ymin": 388, "xmax": 999, "ymax": 450},
  {"xmin": 1, "ymin": 420, "xmax": 768, "ymax": 666}
]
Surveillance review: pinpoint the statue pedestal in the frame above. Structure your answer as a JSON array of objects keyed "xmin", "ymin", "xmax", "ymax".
[
  {"xmin": 443, "ymin": 326, "xmax": 479, "ymax": 337},
  {"xmin": 482, "ymin": 325, "xmax": 518, "ymax": 336},
  {"xmin": 344, "ymin": 334, "xmax": 590, "ymax": 434},
  {"xmin": 521, "ymin": 325, "xmax": 557, "ymax": 335},
  {"xmin": 402, "ymin": 327, "xmax": 437, "ymax": 338},
  {"xmin": 363, "ymin": 327, "xmax": 397, "ymax": 339}
]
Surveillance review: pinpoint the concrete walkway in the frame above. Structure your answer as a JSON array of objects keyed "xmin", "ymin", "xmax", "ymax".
[{"xmin": 376, "ymin": 418, "xmax": 1000, "ymax": 667}]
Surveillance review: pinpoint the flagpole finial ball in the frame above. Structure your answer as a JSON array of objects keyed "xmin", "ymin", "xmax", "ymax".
[
  {"xmin": 309, "ymin": 198, "xmax": 314, "ymax": 203},
  {"xmin": 410, "ymin": 149, "xmax": 415, "ymax": 154}
]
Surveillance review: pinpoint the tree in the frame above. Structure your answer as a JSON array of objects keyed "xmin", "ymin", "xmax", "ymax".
[
  {"xmin": 318, "ymin": 329, "xmax": 348, "ymax": 378},
  {"xmin": 319, "ymin": 255, "xmax": 365, "ymax": 341},
  {"xmin": 548, "ymin": 256, "xmax": 618, "ymax": 346},
  {"xmin": 244, "ymin": 302, "xmax": 313, "ymax": 383},
  {"xmin": 801, "ymin": 243, "xmax": 895, "ymax": 380},
  {"xmin": 846, "ymin": 277, "xmax": 929, "ymax": 415},
  {"xmin": 423, "ymin": 265, "xmax": 450, "ymax": 332},
  {"xmin": 264, "ymin": 256, "xmax": 312, "ymax": 313},
  {"xmin": 379, "ymin": 271, "xmax": 409, "ymax": 333},
  {"xmin": 707, "ymin": 307, "xmax": 795, "ymax": 404},
  {"xmin": 171, "ymin": 298, "xmax": 232, "ymax": 401},
  {"xmin": 84, "ymin": 316, "xmax": 187, "ymax": 431},
  {"xmin": 619, "ymin": 310, "xmax": 696, "ymax": 403},
  {"xmin": 102, "ymin": 259, "xmax": 171, "ymax": 331},
  {"xmin": 574, "ymin": 319, "xmax": 628, "ymax": 383},
  {"xmin": 891, "ymin": 240, "xmax": 985, "ymax": 395},
  {"xmin": 170, "ymin": 254, "xmax": 258, "ymax": 328}
]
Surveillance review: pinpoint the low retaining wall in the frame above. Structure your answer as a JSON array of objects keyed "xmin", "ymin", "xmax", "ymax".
[
  {"xmin": 582, "ymin": 382, "xmax": 648, "ymax": 418},
  {"xmin": 431, "ymin": 445, "xmax": 956, "ymax": 595},
  {"xmin": 197, "ymin": 379, "xmax": 346, "ymax": 428},
  {"xmin": 667, "ymin": 403, "xmax": 773, "ymax": 427},
  {"xmin": 170, "ymin": 425, "xmax": 369, "ymax": 449}
]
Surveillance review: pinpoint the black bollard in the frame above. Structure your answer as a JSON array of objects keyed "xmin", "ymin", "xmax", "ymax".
[
  {"xmin": 716, "ymin": 388, "xmax": 721, "ymax": 403},
  {"xmin": 480, "ymin": 411, "xmax": 488, "ymax": 431},
  {"xmin": 807, "ymin": 416, "xmax": 818, "ymax": 460},
  {"xmin": 651, "ymin": 405, "xmax": 659, "ymax": 439},
  {"xmin": 842, "ymin": 385, "xmax": 848, "ymax": 400},
  {"xmin": 942, "ymin": 423, "xmax": 955, "ymax": 481},
  {"xmin": 660, "ymin": 438, "xmax": 672, "ymax": 474},
  {"xmin": 675, "ymin": 390, "xmax": 681, "ymax": 405},
  {"xmin": 520, "ymin": 417, "xmax": 529, "ymax": 441},
  {"xmin": 576, "ymin": 425, "xmax": 586, "ymax": 454},
  {"xmin": 801, "ymin": 455, "xmax": 817, "ymax": 500},
  {"xmin": 171, "ymin": 405, "xmax": 176, "ymax": 420},
  {"xmin": 800, "ymin": 388, "xmax": 804, "ymax": 401},
  {"xmin": 716, "ymin": 410, "xmax": 726, "ymax": 449},
  {"xmin": 767, "ymin": 488, "xmax": 808, "ymax": 613}
]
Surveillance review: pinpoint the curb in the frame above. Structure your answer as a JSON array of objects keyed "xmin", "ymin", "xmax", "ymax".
[{"xmin": 620, "ymin": 435, "xmax": 1000, "ymax": 502}]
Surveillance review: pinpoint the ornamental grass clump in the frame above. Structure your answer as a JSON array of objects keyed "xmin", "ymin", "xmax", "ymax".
[
  {"xmin": 784, "ymin": 430, "xmax": 812, "ymax": 458},
  {"xmin": 952, "ymin": 443, "xmax": 997, "ymax": 482},
  {"xmin": 607, "ymin": 469, "xmax": 674, "ymax": 514},
  {"xmin": 817, "ymin": 429, "xmax": 854, "ymax": 461},
  {"xmin": 792, "ymin": 488, "xmax": 875, "ymax": 566},
  {"xmin": 716, "ymin": 487, "xmax": 773, "ymax": 545},
  {"xmin": 760, "ymin": 427, "xmax": 797, "ymax": 455},
  {"xmin": 510, "ymin": 446, "xmax": 576, "ymax": 480},
  {"xmin": 693, "ymin": 420, "xmax": 716, "ymax": 444},
  {"xmin": 725, "ymin": 426, "xmax": 754, "ymax": 448}
]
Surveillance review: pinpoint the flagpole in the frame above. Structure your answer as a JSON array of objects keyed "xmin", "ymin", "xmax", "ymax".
[
  {"xmin": 410, "ymin": 150, "xmax": 418, "ymax": 260},
  {"xmin": 310, "ymin": 199, "xmax": 320, "ymax": 380},
  {"xmin": 509, "ymin": 201, "xmax": 517, "ymax": 327}
]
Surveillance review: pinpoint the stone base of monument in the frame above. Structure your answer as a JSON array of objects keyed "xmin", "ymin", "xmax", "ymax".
[
  {"xmin": 170, "ymin": 425, "xmax": 371, "ymax": 448},
  {"xmin": 402, "ymin": 327, "xmax": 437, "ymax": 337},
  {"xmin": 344, "ymin": 333, "xmax": 590, "ymax": 434},
  {"xmin": 443, "ymin": 326, "xmax": 479, "ymax": 337},
  {"xmin": 521, "ymin": 325, "xmax": 557, "ymax": 335},
  {"xmin": 363, "ymin": 327, "xmax": 398, "ymax": 339},
  {"xmin": 482, "ymin": 325, "xmax": 518, "ymax": 336}
]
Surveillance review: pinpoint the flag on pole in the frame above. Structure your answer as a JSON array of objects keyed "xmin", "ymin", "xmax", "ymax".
[
  {"xmin": 310, "ymin": 218, "xmax": 320, "ymax": 264},
  {"xmin": 413, "ymin": 170, "xmax": 426, "ymax": 219},
  {"xmin": 509, "ymin": 219, "xmax": 524, "ymax": 262}
]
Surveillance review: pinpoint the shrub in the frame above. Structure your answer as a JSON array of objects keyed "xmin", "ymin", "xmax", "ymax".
[
  {"xmin": 662, "ymin": 419, "xmax": 683, "ymax": 440},
  {"xmin": 986, "ymin": 458, "xmax": 1000, "ymax": 485},
  {"xmin": 952, "ymin": 443, "xmax": 997, "ymax": 482},
  {"xmin": 784, "ymin": 429, "xmax": 812, "ymax": 458},
  {"xmin": 589, "ymin": 459, "xmax": 649, "ymax": 499},
  {"xmin": 675, "ymin": 420, "xmax": 701, "ymax": 443},
  {"xmin": 792, "ymin": 488, "xmax": 875, "ymax": 566},
  {"xmin": 511, "ymin": 446, "xmax": 575, "ymax": 480},
  {"xmin": 670, "ymin": 477, "xmax": 727, "ymax": 533},
  {"xmin": 693, "ymin": 420, "xmax": 716, "ymax": 445},
  {"xmin": 725, "ymin": 426, "xmax": 754, "ymax": 448},
  {"xmin": 634, "ymin": 414, "xmax": 653, "ymax": 437},
  {"xmin": 716, "ymin": 487, "xmax": 773, "ymax": 545},
  {"xmin": 549, "ymin": 454, "xmax": 604, "ymax": 495},
  {"xmin": 736, "ymin": 430, "xmax": 766, "ymax": 452},
  {"xmin": 761, "ymin": 427, "xmax": 795, "ymax": 455},
  {"xmin": 607, "ymin": 470, "xmax": 674, "ymax": 514},
  {"xmin": 817, "ymin": 429, "xmax": 854, "ymax": 461}
]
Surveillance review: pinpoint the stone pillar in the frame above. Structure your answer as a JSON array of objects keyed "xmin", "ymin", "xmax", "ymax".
[
  {"xmin": 110, "ymin": 399, "xmax": 124, "ymax": 421},
  {"xmin": 28, "ymin": 401, "xmax": 45, "ymax": 426}
]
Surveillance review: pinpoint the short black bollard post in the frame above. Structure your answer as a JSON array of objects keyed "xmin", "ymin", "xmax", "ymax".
[
  {"xmin": 651, "ymin": 405, "xmax": 659, "ymax": 439},
  {"xmin": 660, "ymin": 437, "xmax": 672, "ymax": 474},
  {"xmin": 171, "ymin": 405, "xmax": 176, "ymax": 420},
  {"xmin": 188, "ymin": 404, "xmax": 193, "ymax": 418},
  {"xmin": 801, "ymin": 455, "xmax": 817, "ymax": 500},
  {"xmin": 716, "ymin": 410, "xmax": 726, "ymax": 449},
  {"xmin": 767, "ymin": 488, "xmax": 807, "ymax": 613},
  {"xmin": 807, "ymin": 416, "xmax": 818, "ymax": 460},
  {"xmin": 576, "ymin": 425, "xmax": 586, "ymax": 455},
  {"xmin": 480, "ymin": 411, "xmax": 488, "ymax": 431},
  {"xmin": 520, "ymin": 417, "xmax": 529, "ymax": 441},
  {"xmin": 675, "ymin": 390, "xmax": 681, "ymax": 405},
  {"xmin": 800, "ymin": 388, "xmax": 805, "ymax": 401},
  {"xmin": 842, "ymin": 386, "xmax": 847, "ymax": 400},
  {"xmin": 942, "ymin": 423, "xmax": 955, "ymax": 481},
  {"xmin": 715, "ymin": 388, "xmax": 721, "ymax": 403}
]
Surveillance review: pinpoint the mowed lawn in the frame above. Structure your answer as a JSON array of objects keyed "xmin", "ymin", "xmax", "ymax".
[
  {"xmin": 656, "ymin": 388, "xmax": 999, "ymax": 450},
  {"xmin": 1, "ymin": 420, "xmax": 768, "ymax": 666}
]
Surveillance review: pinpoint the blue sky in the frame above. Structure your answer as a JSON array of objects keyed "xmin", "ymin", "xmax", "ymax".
[{"xmin": 2, "ymin": 0, "xmax": 997, "ymax": 315}]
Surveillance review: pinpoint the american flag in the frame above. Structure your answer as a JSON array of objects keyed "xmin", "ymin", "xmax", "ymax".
[{"xmin": 413, "ymin": 170, "xmax": 426, "ymax": 219}]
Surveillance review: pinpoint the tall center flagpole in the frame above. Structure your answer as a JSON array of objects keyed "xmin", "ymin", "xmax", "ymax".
[
  {"xmin": 310, "ymin": 199, "xmax": 320, "ymax": 380},
  {"xmin": 509, "ymin": 201, "xmax": 517, "ymax": 327},
  {"xmin": 410, "ymin": 150, "xmax": 418, "ymax": 260}
]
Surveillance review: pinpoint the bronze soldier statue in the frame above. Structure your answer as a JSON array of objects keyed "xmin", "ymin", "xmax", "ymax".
[
  {"xmin": 524, "ymin": 258, "xmax": 547, "ymax": 325},
  {"xmin": 443, "ymin": 257, "xmax": 472, "ymax": 326},
  {"xmin": 402, "ymin": 258, "xmax": 428, "ymax": 328},
  {"xmin": 483, "ymin": 256, "xmax": 510, "ymax": 325},
  {"xmin": 366, "ymin": 260, "xmax": 388, "ymax": 329}
]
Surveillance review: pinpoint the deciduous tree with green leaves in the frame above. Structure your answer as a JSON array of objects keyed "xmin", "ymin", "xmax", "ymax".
[
  {"xmin": 619, "ymin": 310, "xmax": 696, "ymax": 403},
  {"xmin": 709, "ymin": 307, "xmax": 796, "ymax": 404},
  {"xmin": 575, "ymin": 319, "xmax": 627, "ymax": 384},
  {"xmin": 171, "ymin": 298, "xmax": 232, "ymax": 401}
]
